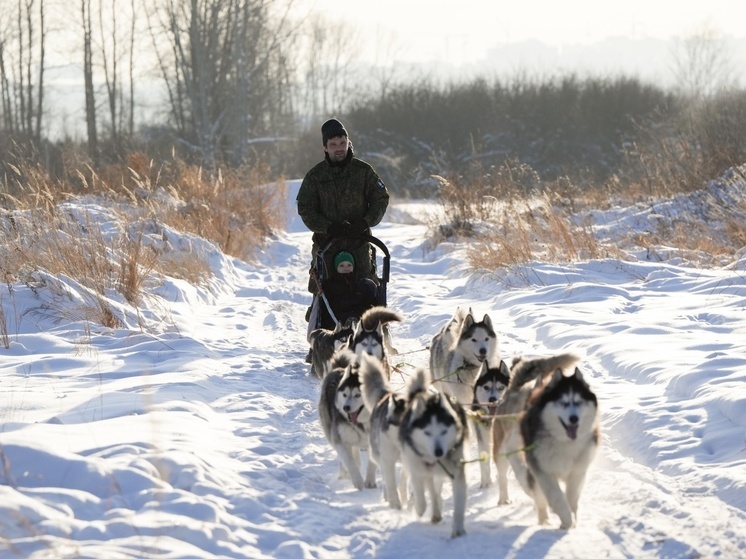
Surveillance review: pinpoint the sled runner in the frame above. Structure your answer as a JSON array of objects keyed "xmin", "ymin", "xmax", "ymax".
[{"xmin": 306, "ymin": 233, "xmax": 390, "ymax": 336}]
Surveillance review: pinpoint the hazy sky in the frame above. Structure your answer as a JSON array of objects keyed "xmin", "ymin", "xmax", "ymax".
[{"xmin": 314, "ymin": 1, "xmax": 746, "ymax": 65}]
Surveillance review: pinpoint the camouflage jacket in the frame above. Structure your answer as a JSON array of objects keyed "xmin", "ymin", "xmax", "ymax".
[{"xmin": 296, "ymin": 148, "xmax": 390, "ymax": 247}]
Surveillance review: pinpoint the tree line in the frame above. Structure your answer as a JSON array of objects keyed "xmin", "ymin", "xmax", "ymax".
[{"xmin": 1, "ymin": 1, "xmax": 744, "ymax": 197}]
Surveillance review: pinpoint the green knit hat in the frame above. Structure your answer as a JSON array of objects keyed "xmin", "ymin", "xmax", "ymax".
[{"xmin": 333, "ymin": 251, "xmax": 355, "ymax": 270}]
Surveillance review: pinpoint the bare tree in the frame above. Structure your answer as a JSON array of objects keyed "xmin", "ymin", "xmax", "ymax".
[
  {"xmin": 300, "ymin": 15, "xmax": 359, "ymax": 119},
  {"xmin": 128, "ymin": 0, "xmax": 135, "ymax": 137},
  {"xmin": 34, "ymin": 0, "xmax": 45, "ymax": 140},
  {"xmin": 81, "ymin": 0, "xmax": 97, "ymax": 160},
  {"xmin": 95, "ymin": 0, "xmax": 138, "ymax": 154},
  {"xmin": 144, "ymin": 0, "xmax": 298, "ymax": 169},
  {"xmin": 0, "ymin": 14, "xmax": 14, "ymax": 131},
  {"xmin": 98, "ymin": 0, "xmax": 119, "ymax": 148},
  {"xmin": 0, "ymin": 0, "xmax": 46, "ymax": 141},
  {"xmin": 670, "ymin": 25, "xmax": 734, "ymax": 99}
]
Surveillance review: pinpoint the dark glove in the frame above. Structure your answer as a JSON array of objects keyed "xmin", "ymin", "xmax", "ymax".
[
  {"xmin": 349, "ymin": 218, "xmax": 369, "ymax": 234},
  {"xmin": 327, "ymin": 222, "xmax": 347, "ymax": 237}
]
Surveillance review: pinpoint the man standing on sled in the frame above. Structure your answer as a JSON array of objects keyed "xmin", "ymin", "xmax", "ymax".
[{"xmin": 296, "ymin": 118, "xmax": 390, "ymax": 360}]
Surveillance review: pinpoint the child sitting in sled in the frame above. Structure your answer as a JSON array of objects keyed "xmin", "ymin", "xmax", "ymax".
[{"xmin": 317, "ymin": 250, "xmax": 378, "ymax": 330}]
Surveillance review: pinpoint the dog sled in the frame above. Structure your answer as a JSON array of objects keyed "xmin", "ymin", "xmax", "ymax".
[{"xmin": 306, "ymin": 233, "xmax": 391, "ymax": 338}]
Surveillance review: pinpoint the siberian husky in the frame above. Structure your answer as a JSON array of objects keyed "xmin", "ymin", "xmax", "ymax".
[
  {"xmin": 399, "ymin": 367, "xmax": 469, "ymax": 538},
  {"xmin": 492, "ymin": 353, "xmax": 580, "ymax": 506},
  {"xmin": 308, "ymin": 317, "xmax": 357, "ymax": 379},
  {"xmin": 496, "ymin": 354, "xmax": 599, "ymax": 529},
  {"xmin": 430, "ymin": 307, "xmax": 498, "ymax": 406},
  {"xmin": 318, "ymin": 350, "xmax": 376, "ymax": 491},
  {"xmin": 359, "ymin": 353, "xmax": 409, "ymax": 509},
  {"xmin": 350, "ymin": 306, "xmax": 403, "ymax": 377},
  {"xmin": 471, "ymin": 359, "xmax": 511, "ymax": 488}
]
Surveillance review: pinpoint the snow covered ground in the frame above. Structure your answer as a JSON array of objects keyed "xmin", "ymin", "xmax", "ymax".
[{"xmin": 1, "ymin": 172, "xmax": 745, "ymax": 558}]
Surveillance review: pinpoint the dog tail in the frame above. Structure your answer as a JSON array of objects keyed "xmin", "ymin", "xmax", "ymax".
[
  {"xmin": 330, "ymin": 348, "xmax": 355, "ymax": 371},
  {"xmin": 359, "ymin": 353, "xmax": 390, "ymax": 409},
  {"xmin": 508, "ymin": 352, "xmax": 580, "ymax": 390},
  {"xmin": 405, "ymin": 367, "xmax": 432, "ymax": 399},
  {"xmin": 360, "ymin": 306, "xmax": 404, "ymax": 331}
]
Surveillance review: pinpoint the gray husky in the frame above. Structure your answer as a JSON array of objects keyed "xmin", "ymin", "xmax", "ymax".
[
  {"xmin": 350, "ymin": 306, "xmax": 403, "ymax": 378},
  {"xmin": 318, "ymin": 350, "xmax": 376, "ymax": 491},
  {"xmin": 494, "ymin": 353, "xmax": 599, "ymax": 529},
  {"xmin": 359, "ymin": 353, "xmax": 409, "ymax": 509},
  {"xmin": 308, "ymin": 317, "xmax": 357, "ymax": 379},
  {"xmin": 399, "ymin": 367, "xmax": 469, "ymax": 538},
  {"xmin": 471, "ymin": 359, "xmax": 511, "ymax": 488},
  {"xmin": 430, "ymin": 307, "xmax": 498, "ymax": 406}
]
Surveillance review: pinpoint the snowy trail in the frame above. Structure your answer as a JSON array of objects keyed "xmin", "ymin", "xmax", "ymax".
[
  {"xmin": 2, "ymin": 180, "xmax": 745, "ymax": 558},
  {"xmin": 198, "ymin": 213, "xmax": 746, "ymax": 557}
]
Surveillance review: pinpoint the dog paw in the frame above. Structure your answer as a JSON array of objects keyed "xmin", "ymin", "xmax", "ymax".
[
  {"xmin": 364, "ymin": 480, "xmax": 377, "ymax": 489},
  {"xmin": 430, "ymin": 514, "xmax": 442, "ymax": 524},
  {"xmin": 451, "ymin": 528, "xmax": 467, "ymax": 539},
  {"xmin": 497, "ymin": 498, "xmax": 512, "ymax": 506},
  {"xmin": 479, "ymin": 479, "xmax": 492, "ymax": 489}
]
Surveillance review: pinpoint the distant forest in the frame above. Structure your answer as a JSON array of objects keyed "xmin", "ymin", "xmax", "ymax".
[{"xmin": 1, "ymin": 0, "xmax": 745, "ymax": 197}]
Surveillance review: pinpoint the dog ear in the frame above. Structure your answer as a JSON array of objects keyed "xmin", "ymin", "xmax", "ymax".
[
  {"xmin": 482, "ymin": 313, "xmax": 492, "ymax": 329},
  {"xmin": 407, "ymin": 367, "xmax": 431, "ymax": 397},
  {"xmin": 462, "ymin": 313, "xmax": 475, "ymax": 329},
  {"xmin": 500, "ymin": 359, "xmax": 510, "ymax": 377},
  {"xmin": 572, "ymin": 366, "xmax": 590, "ymax": 386},
  {"xmin": 476, "ymin": 361, "xmax": 488, "ymax": 379},
  {"xmin": 409, "ymin": 393, "xmax": 426, "ymax": 418}
]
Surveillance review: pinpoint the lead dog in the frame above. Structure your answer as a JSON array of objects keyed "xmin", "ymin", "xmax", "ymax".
[
  {"xmin": 495, "ymin": 353, "xmax": 599, "ymax": 529},
  {"xmin": 318, "ymin": 350, "xmax": 376, "ymax": 490},
  {"xmin": 399, "ymin": 367, "xmax": 469, "ymax": 538},
  {"xmin": 492, "ymin": 353, "xmax": 580, "ymax": 506}
]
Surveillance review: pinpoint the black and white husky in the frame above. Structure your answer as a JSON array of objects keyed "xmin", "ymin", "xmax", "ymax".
[
  {"xmin": 359, "ymin": 353, "xmax": 409, "ymax": 509},
  {"xmin": 318, "ymin": 351, "xmax": 376, "ymax": 491},
  {"xmin": 471, "ymin": 359, "xmax": 511, "ymax": 488},
  {"xmin": 350, "ymin": 306, "xmax": 403, "ymax": 378},
  {"xmin": 492, "ymin": 353, "xmax": 580, "ymax": 506},
  {"xmin": 399, "ymin": 367, "xmax": 469, "ymax": 538},
  {"xmin": 494, "ymin": 353, "xmax": 599, "ymax": 529},
  {"xmin": 308, "ymin": 317, "xmax": 357, "ymax": 379},
  {"xmin": 430, "ymin": 307, "xmax": 498, "ymax": 406}
]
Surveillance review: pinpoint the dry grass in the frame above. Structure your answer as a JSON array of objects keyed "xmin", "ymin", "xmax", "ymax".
[
  {"xmin": 429, "ymin": 166, "xmax": 619, "ymax": 271},
  {"xmin": 0, "ymin": 150, "xmax": 284, "ymax": 332},
  {"xmin": 429, "ymin": 160, "xmax": 743, "ymax": 273},
  {"xmin": 464, "ymin": 193, "xmax": 617, "ymax": 271}
]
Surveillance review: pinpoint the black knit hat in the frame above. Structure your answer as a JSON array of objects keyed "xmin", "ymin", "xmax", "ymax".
[{"xmin": 321, "ymin": 118, "xmax": 348, "ymax": 145}]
